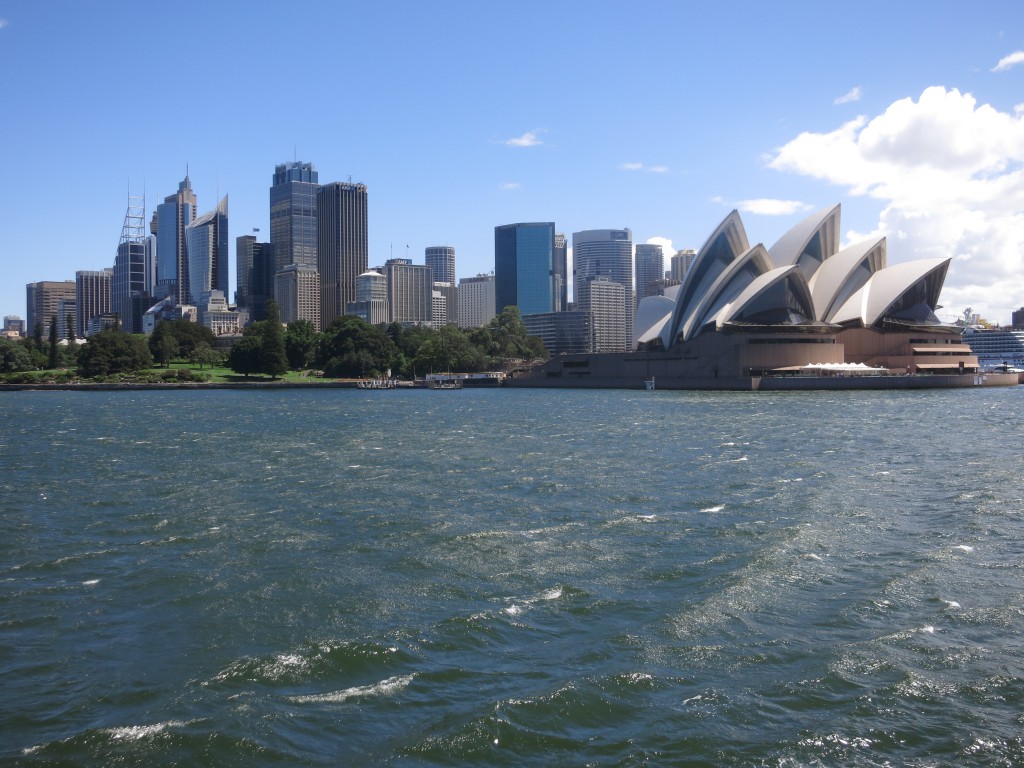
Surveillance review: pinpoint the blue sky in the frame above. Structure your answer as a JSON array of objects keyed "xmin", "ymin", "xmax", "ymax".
[{"xmin": 2, "ymin": 0, "xmax": 1023, "ymax": 324}]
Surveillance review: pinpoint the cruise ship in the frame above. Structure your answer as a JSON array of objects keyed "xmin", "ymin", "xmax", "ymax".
[{"xmin": 963, "ymin": 327, "xmax": 1024, "ymax": 369}]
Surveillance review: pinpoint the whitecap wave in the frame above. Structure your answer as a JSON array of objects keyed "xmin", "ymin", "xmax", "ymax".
[
  {"xmin": 289, "ymin": 674, "xmax": 415, "ymax": 704},
  {"xmin": 104, "ymin": 720, "xmax": 189, "ymax": 741}
]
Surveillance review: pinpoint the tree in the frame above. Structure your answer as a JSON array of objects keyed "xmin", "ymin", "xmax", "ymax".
[
  {"xmin": 284, "ymin": 318, "xmax": 319, "ymax": 370},
  {"xmin": 76, "ymin": 330, "xmax": 153, "ymax": 378},
  {"xmin": 149, "ymin": 324, "xmax": 179, "ymax": 367},
  {"xmin": 66, "ymin": 312, "xmax": 76, "ymax": 342},
  {"xmin": 48, "ymin": 316, "xmax": 59, "ymax": 369},
  {"xmin": 317, "ymin": 315, "xmax": 397, "ymax": 377},
  {"xmin": 260, "ymin": 300, "xmax": 288, "ymax": 378},
  {"xmin": 228, "ymin": 333, "xmax": 263, "ymax": 379},
  {"xmin": 32, "ymin": 321, "xmax": 43, "ymax": 351},
  {"xmin": 0, "ymin": 338, "xmax": 34, "ymax": 373},
  {"xmin": 191, "ymin": 342, "xmax": 220, "ymax": 370}
]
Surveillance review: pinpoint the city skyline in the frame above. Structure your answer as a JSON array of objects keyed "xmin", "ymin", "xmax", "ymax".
[{"xmin": 2, "ymin": 2, "xmax": 1023, "ymax": 325}]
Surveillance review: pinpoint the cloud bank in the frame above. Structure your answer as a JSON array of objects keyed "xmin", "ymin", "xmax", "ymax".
[
  {"xmin": 620, "ymin": 162, "xmax": 670, "ymax": 173},
  {"xmin": 769, "ymin": 86, "xmax": 1024, "ymax": 323}
]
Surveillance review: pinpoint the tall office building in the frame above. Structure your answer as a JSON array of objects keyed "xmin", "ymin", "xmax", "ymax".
[
  {"xmin": 345, "ymin": 269, "xmax": 389, "ymax": 325},
  {"xmin": 579, "ymin": 277, "xmax": 627, "ymax": 352},
  {"xmin": 384, "ymin": 258, "xmax": 433, "ymax": 324},
  {"xmin": 425, "ymin": 246, "xmax": 456, "ymax": 285},
  {"xmin": 554, "ymin": 233, "xmax": 568, "ymax": 312},
  {"xmin": 56, "ymin": 298, "xmax": 77, "ymax": 340},
  {"xmin": 433, "ymin": 281, "xmax": 458, "ymax": 326},
  {"xmin": 635, "ymin": 243, "xmax": 665, "ymax": 301},
  {"xmin": 186, "ymin": 195, "xmax": 229, "ymax": 305},
  {"xmin": 494, "ymin": 222, "xmax": 557, "ymax": 315},
  {"xmin": 317, "ymin": 181, "xmax": 368, "ymax": 328},
  {"xmin": 236, "ymin": 235, "xmax": 275, "ymax": 322},
  {"xmin": 458, "ymin": 274, "xmax": 496, "ymax": 328},
  {"xmin": 114, "ymin": 193, "xmax": 154, "ymax": 333},
  {"xmin": 670, "ymin": 249, "xmax": 696, "ymax": 282},
  {"xmin": 4, "ymin": 316, "xmax": 26, "ymax": 337},
  {"xmin": 274, "ymin": 264, "xmax": 321, "ymax": 330},
  {"xmin": 26, "ymin": 280, "xmax": 76, "ymax": 338},
  {"xmin": 271, "ymin": 161, "xmax": 319, "ymax": 274},
  {"xmin": 76, "ymin": 269, "xmax": 112, "ymax": 337},
  {"xmin": 153, "ymin": 174, "xmax": 197, "ymax": 304},
  {"xmin": 573, "ymin": 229, "xmax": 634, "ymax": 350}
]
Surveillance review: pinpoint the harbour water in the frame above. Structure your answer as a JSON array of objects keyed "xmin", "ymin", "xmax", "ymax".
[{"xmin": 2, "ymin": 387, "xmax": 1023, "ymax": 766}]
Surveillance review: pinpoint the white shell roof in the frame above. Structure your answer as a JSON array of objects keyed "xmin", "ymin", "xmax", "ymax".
[
  {"xmin": 830, "ymin": 258, "xmax": 950, "ymax": 327},
  {"xmin": 767, "ymin": 204, "xmax": 840, "ymax": 270},
  {"xmin": 809, "ymin": 237, "xmax": 886, "ymax": 322}
]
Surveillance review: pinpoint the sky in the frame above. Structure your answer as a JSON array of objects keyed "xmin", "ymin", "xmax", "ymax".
[{"xmin": 1, "ymin": 0, "xmax": 1023, "ymax": 325}]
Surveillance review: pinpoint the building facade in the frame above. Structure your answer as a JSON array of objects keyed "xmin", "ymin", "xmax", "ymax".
[
  {"xmin": 425, "ymin": 246, "xmax": 456, "ymax": 285},
  {"xmin": 270, "ymin": 161, "xmax": 319, "ymax": 275},
  {"xmin": 573, "ymin": 229, "xmax": 634, "ymax": 351},
  {"xmin": 3, "ymin": 315, "xmax": 25, "ymax": 337},
  {"xmin": 495, "ymin": 222, "xmax": 557, "ymax": 315},
  {"xmin": 523, "ymin": 311, "xmax": 593, "ymax": 355},
  {"xmin": 384, "ymin": 258, "xmax": 433, "ymax": 325},
  {"xmin": 185, "ymin": 196, "xmax": 229, "ymax": 306},
  {"xmin": 317, "ymin": 181, "xmax": 368, "ymax": 329},
  {"xmin": 26, "ymin": 280, "xmax": 76, "ymax": 338},
  {"xmin": 670, "ymin": 249, "xmax": 696, "ymax": 282},
  {"xmin": 578, "ymin": 277, "xmax": 627, "ymax": 352},
  {"xmin": 554, "ymin": 233, "xmax": 568, "ymax": 312},
  {"xmin": 274, "ymin": 264, "xmax": 321, "ymax": 330},
  {"xmin": 458, "ymin": 274, "xmax": 496, "ymax": 328},
  {"xmin": 153, "ymin": 174, "xmax": 197, "ymax": 304},
  {"xmin": 635, "ymin": 243, "xmax": 664, "ymax": 302},
  {"xmin": 236, "ymin": 236, "xmax": 275, "ymax": 323},
  {"xmin": 75, "ymin": 269, "xmax": 112, "ymax": 338}
]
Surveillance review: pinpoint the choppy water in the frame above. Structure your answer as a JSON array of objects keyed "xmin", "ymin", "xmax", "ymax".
[{"xmin": 2, "ymin": 387, "xmax": 1023, "ymax": 766}]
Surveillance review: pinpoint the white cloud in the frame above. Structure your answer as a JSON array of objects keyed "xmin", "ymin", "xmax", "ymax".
[
  {"xmin": 499, "ymin": 182, "xmax": 522, "ymax": 190},
  {"xmin": 503, "ymin": 131, "xmax": 543, "ymax": 147},
  {"xmin": 737, "ymin": 199, "xmax": 813, "ymax": 216},
  {"xmin": 834, "ymin": 86, "xmax": 862, "ymax": 105},
  {"xmin": 769, "ymin": 86, "xmax": 1024, "ymax": 324},
  {"xmin": 992, "ymin": 51, "xmax": 1024, "ymax": 72},
  {"xmin": 645, "ymin": 236, "xmax": 676, "ymax": 256},
  {"xmin": 621, "ymin": 162, "xmax": 670, "ymax": 173}
]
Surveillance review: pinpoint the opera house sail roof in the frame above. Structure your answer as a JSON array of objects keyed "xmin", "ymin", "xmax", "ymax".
[{"xmin": 634, "ymin": 204, "xmax": 959, "ymax": 350}]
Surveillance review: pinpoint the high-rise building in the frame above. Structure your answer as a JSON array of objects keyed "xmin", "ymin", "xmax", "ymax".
[
  {"xmin": 153, "ymin": 175, "xmax": 197, "ymax": 304},
  {"xmin": 114, "ymin": 194, "xmax": 154, "ymax": 333},
  {"xmin": 670, "ymin": 249, "xmax": 696, "ymax": 282},
  {"xmin": 271, "ymin": 161, "xmax": 319, "ymax": 274},
  {"xmin": 186, "ymin": 195, "xmax": 229, "ymax": 305},
  {"xmin": 236, "ymin": 235, "xmax": 274, "ymax": 322},
  {"xmin": 345, "ymin": 269, "xmax": 389, "ymax": 325},
  {"xmin": 578, "ymin": 276, "xmax": 627, "ymax": 352},
  {"xmin": 384, "ymin": 258, "xmax": 432, "ymax": 324},
  {"xmin": 433, "ymin": 282, "xmax": 458, "ymax": 326},
  {"xmin": 76, "ymin": 269, "xmax": 112, "ymax": 337},
  {"xmin": 26, "ymin": 280, "xmax": 76, "ymax": 338},
  {"xmin": 56, "ymin": 298, "xmax": 77, "ymax": 340},
  {"xmin": 3, "ymin": 316, "xmax": 26, "ymax": 337},
  {"xmin": 494, "ymin": 222, "xmax": 556, "ymax": 315},
  {"xmin": 573, "ymin": 229, "xmax": 634, "ymax": 350},
  {"xmin": 317, "ymin": 181, "xmax": 368, "ymax": 328},
  {"xmin": 635, "ymin": 243, "xmax": 665, "ymax": 302},
  {"xmin": 458, "ymin": 274, "xmax": 496, "ymax": 328},
  {"xmin": 425, "ymin": 246, "xmax": 456, "ymax": 285},
  {"xmin": 274, "ymin": 264, "xmax": 321, "ymax": 330},
  {"xmin": 554, "ymin": 233, "xmax": 568, "ymax": 312}
]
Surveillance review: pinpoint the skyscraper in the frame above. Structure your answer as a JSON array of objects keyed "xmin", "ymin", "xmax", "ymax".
[
  {"xmin": 114, "ymin": 192, "xmax": 152, "ymax": 333},
  {"xmin": 635, "ymin": 243, "xmax": 665, "ymax": 301},
  {"xmin": 554, "ymin": 233, "xmax": 568, "ymax": 312},
  {"xmin": 270, "ymin": 161, "xmax": 319, "ymax": 274},
  {"xmin": 317, "ymin": 181, "xmax": 368, "ymax": 329},
  {"xmin": 384, "ymin": 258, "xmax": 433, "ymax": 324},
  {"xmin": 76, "ymin": 269, "xmax": 112, "ymax": 337},
  {"xmin": 236, "ymin": 235, "xmax": 274, "ymax": 322},
  {"xmin": 494, "ymin": 222, "xmax": 556, "ymax": 315},
  {"xmin": 26, "ymin": 280, "xmax": 76, "ymax": 338},
  {"xmin": 185, "ymin": 195, "xmax": 229, "ymax": 305},
  {"xmin": 573, "ymin": 229, "xmax": 634, "ymax": 350},
  {"xmin": 153, "ymin": 174, "xmax": 197, "ymax": 304},
  {"xmin": 458, "ymin": 274, "xmax": 496, "ymax": 328},
  {"xmin": 274, "ymin": 264, "xmax": 321, "ymax": 330},
  {"xmin": 425, "ymin": 246, "xmax": 456, "ymax": 285}
]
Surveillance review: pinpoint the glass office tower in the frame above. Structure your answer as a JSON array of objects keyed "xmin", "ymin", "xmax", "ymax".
[
  {"xmin": 494, "ymin": 222, "xmax": 556, "ymax": 316},
  {"xmin": 270, "ymin": 161, "xmax": 319, "ymax": 274}
]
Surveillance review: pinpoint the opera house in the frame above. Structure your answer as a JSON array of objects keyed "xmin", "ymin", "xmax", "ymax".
[{"xmin": 513, "ymin": 204, "xmax": 1016, "ymax": 390}]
